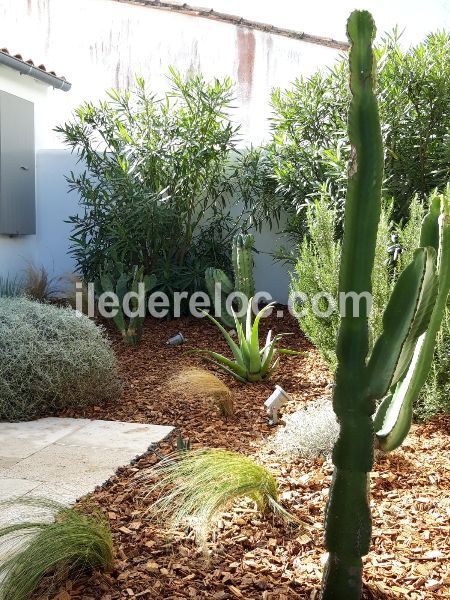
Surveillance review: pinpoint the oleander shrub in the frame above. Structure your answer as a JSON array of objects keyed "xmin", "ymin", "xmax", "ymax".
[
  {"xmin": 245, "ymin": 30, "xmax": 450, "ymax": 244},
  {"xmin": 0, "ymin": 297, "xmax": 121, "ymax": 421}
]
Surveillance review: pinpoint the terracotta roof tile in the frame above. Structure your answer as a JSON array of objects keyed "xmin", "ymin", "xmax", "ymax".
[{"xmin": 0, "ymin": 47, "xmax": 68, "ymax": 81}]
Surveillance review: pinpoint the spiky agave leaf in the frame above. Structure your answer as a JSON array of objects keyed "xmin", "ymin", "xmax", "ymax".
[
  {"xmin": 0, "ymin": 498, "xmax": 113, "ymax": 600},
  {"xmin": 144, "ymin": 449, "xmax": 295, "ymax": 551},
  {"xmin": 194, "ymin": 301, "xmax": 294, "ymax": 382}
]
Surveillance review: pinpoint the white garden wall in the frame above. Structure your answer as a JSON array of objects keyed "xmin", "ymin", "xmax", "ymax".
[{"xmin": 0, "ymin": 0, "xmax": 448, "ymax": 302}]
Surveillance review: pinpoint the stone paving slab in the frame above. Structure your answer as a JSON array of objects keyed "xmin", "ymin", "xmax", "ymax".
[
  {"xmin": 0, "ymin": 418, "xmax": 174, "ymax": 510},
  {"xmin": 0, "ymin": 418, "xmax": 89, "ymax": 459},
  {"xmin": 57, "ymin": 420, "xmax": 173, "ymax": 451}
]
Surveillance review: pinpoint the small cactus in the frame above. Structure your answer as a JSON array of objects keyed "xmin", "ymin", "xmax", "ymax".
[
  {"xmin": 205, "ymin": 231, "xmax": 255, "ymax": 327},
  {"xmin": 232, "ymin": 232, "xmax": 255, "ymax": 302},
  {"xmin": 96, "ymin": 264, "xmax": 156, "ymax": 345}
]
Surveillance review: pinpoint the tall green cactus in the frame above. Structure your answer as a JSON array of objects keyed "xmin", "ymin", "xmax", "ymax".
[
  {"xmin": 321, "ymin": 11, "xmax": 450, "ymax": 599},
  {"xmin": 205, "ymin": 231, "xmax": 255, "ymax": 328},
  {"xmin": 232, "ymin": 232, "xmax": 255, "ymax": 301}
]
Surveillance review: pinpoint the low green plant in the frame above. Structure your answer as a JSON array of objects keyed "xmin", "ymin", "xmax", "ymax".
[
  {"xmin": 195, "ymin": 301, "xmax": 298, "ymax": 382},
  {"xmin": 145, "ymin": 449, "xmax": 293, "ymax": 551},
  {"xmin": 205, "ymin": 231, "xmax": 255, "ymax": 328},
  {"xmin": 95, "ymin": 263, "xmax": 156, "ymax": 345},
  {"xmin": 0, "ymin": 275, "xmax": 23, "ymax": 297},
  {"xmin": 0, "ymin": 499, "xmax": 113, "ymax": 600},
  {"xmin": 0, "ymin": 297, "xmax": 121, "ymax": 421}
]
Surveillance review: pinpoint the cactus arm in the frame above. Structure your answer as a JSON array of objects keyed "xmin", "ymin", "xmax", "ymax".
[
  {"xmin": 366, "ymin": 247, "xmax": 438, "ymax": 399},
  {"xmin": 204, "ymin": 268, "xmax": 235, "ymax": 329},
  {"xmin": 321, "ymin": 11, "xmax": 383, "ymax": 599},
  {"xmin": 99, "ymin": 272, "xmax": 127, "ymax": 337},
  {"xmin": 375, "ymin": 194, "xmax": 450, "ymax": 451},
  {"xmin": 232, "ymin": 232, "xmax": 255, "ymax": 302},
  {"xmin": 200, "ymin": 310, "xmax": 246, "ymax": 368},
  {"xmin": 419, "ymin": 192, "xmax": 441, "ymax": 250}
]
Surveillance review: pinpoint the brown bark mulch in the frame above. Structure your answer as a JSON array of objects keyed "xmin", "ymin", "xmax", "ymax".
[{"xmin": 53, "ymin": 311, "xmax": 449, "ymax": 600}]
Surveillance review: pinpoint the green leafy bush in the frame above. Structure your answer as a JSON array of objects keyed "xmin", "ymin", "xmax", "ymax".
[
  {"xmin": 255, "ymin": 30, "xmax": 450, "ymax": 240},
  {"xmin": 419, "ymin": 301, "xmax": 450, "ymax": 419},
  {"xmin": 0, "ymin": 499, "xmax": 113, "ymax": 600},
  {"xmin": 290, "ymin": 190, "xmax": 407, "ymax": 371},
  {"xmin": 57, "ymin": 69, "xmax": 259, "ymax": 293},
  {"xmin": 0, "ymin": 297, "xmax": 121, "ymax": 421}
]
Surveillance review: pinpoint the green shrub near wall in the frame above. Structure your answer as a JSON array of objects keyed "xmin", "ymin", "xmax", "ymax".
[
  {"xmin": 0, "ymin": 298, "xmax": 121, "ymax": 421},
  {"xmin": 291, "ymin": 193, "xmax": 450, "ymax": 419},
  {"xmin": 247, "ymin": 30, "xmax": 450, "ymax": 243}
]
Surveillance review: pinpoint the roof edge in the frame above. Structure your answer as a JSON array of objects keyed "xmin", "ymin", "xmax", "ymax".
[
  {"xmin": 0, "ymin": 50, "xmax": 72, "ymax": 92},
  {"xmin": 113, "ymin": 0, "xmax": 350, "ymax": 50}
]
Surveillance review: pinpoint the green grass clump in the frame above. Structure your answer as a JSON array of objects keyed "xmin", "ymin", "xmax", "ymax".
[
  {"xmin": 0, "ymin": 275, "xmax": 23, "ymax": 298},
  {"xmin": 0, "ymin": 499, "xmax": 114, "ymax": 600},
  {"xmin": 145, "ymin": 449, "xmax": 293, "ymax": 550}
]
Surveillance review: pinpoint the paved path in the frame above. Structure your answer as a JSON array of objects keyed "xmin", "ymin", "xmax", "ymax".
[{"xmin": 0, "ymin": 417, "xmax": 173, "ymax": 518}]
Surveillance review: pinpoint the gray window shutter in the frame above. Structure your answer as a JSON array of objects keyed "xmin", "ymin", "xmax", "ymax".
[{"xmin": 0, "ymin": 90, "xmax": 36, "ymax": 235}]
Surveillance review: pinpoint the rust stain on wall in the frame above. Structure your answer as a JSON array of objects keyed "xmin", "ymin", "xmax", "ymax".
[{"xmin": 237, "ymin": 28, "xmax": 255, "ymax": 101}]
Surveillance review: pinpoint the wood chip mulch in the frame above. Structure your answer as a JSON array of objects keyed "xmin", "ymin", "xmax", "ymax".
[{"xmin": 53, "ymin": 310, "xmax": 449, "ymax": 600}]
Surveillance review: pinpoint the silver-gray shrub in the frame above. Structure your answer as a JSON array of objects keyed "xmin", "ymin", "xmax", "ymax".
[
  {"xmin": 267, "ymin": 397, "xmax": 339, "ymax": 461},
  {"xmin": 0, "ymin": 297, "xmax": 121, "ymax": 421}
]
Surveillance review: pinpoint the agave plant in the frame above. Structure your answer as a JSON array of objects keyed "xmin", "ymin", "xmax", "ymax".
[{"xmin": 196, "ymin": 301, "xmax": 298, "ymax": 382}]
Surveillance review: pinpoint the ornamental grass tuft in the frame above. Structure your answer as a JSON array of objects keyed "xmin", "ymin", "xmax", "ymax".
[
  {"xmin": 0, "ymin": 499, "xmax": 114, "ymax": 600},
  {"xmin": 167, "ymin": 368, "xmax": 234, "ymax": 416},
  {"xmin": 144, "ymin": 448, "xmax": 295, "ymax": 552}
]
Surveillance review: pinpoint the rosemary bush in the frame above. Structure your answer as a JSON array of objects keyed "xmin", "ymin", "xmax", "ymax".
[
  {"xmin": 0, "ymin": 297, "xmax": 121, "ymax": 421},
  {"xmin": 290, "ymin": 190, "xmax": 402, "ymax": 371}
]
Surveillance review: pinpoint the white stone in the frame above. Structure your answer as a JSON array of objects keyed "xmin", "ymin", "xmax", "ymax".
[
  {"xmin": 0, "ymin": 418, "xmax": 174, "ymax": 507},
  {"xmin": 0, "ymin": 418, "xmax": 88, "ymax": 459},
  {"xmin": 57, "ymin": 419, "xmax": 173, "ymax": 451}
]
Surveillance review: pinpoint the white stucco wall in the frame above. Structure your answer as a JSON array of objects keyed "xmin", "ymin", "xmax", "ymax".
[{"xmin": 0, "ymin": 0, "xmax": 448, "ymax": 302}]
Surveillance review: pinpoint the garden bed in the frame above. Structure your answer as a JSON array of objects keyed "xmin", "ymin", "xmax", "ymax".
[{"xmin": 56, "ymin": 312, "xmax": 449, "ymax": 599}]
